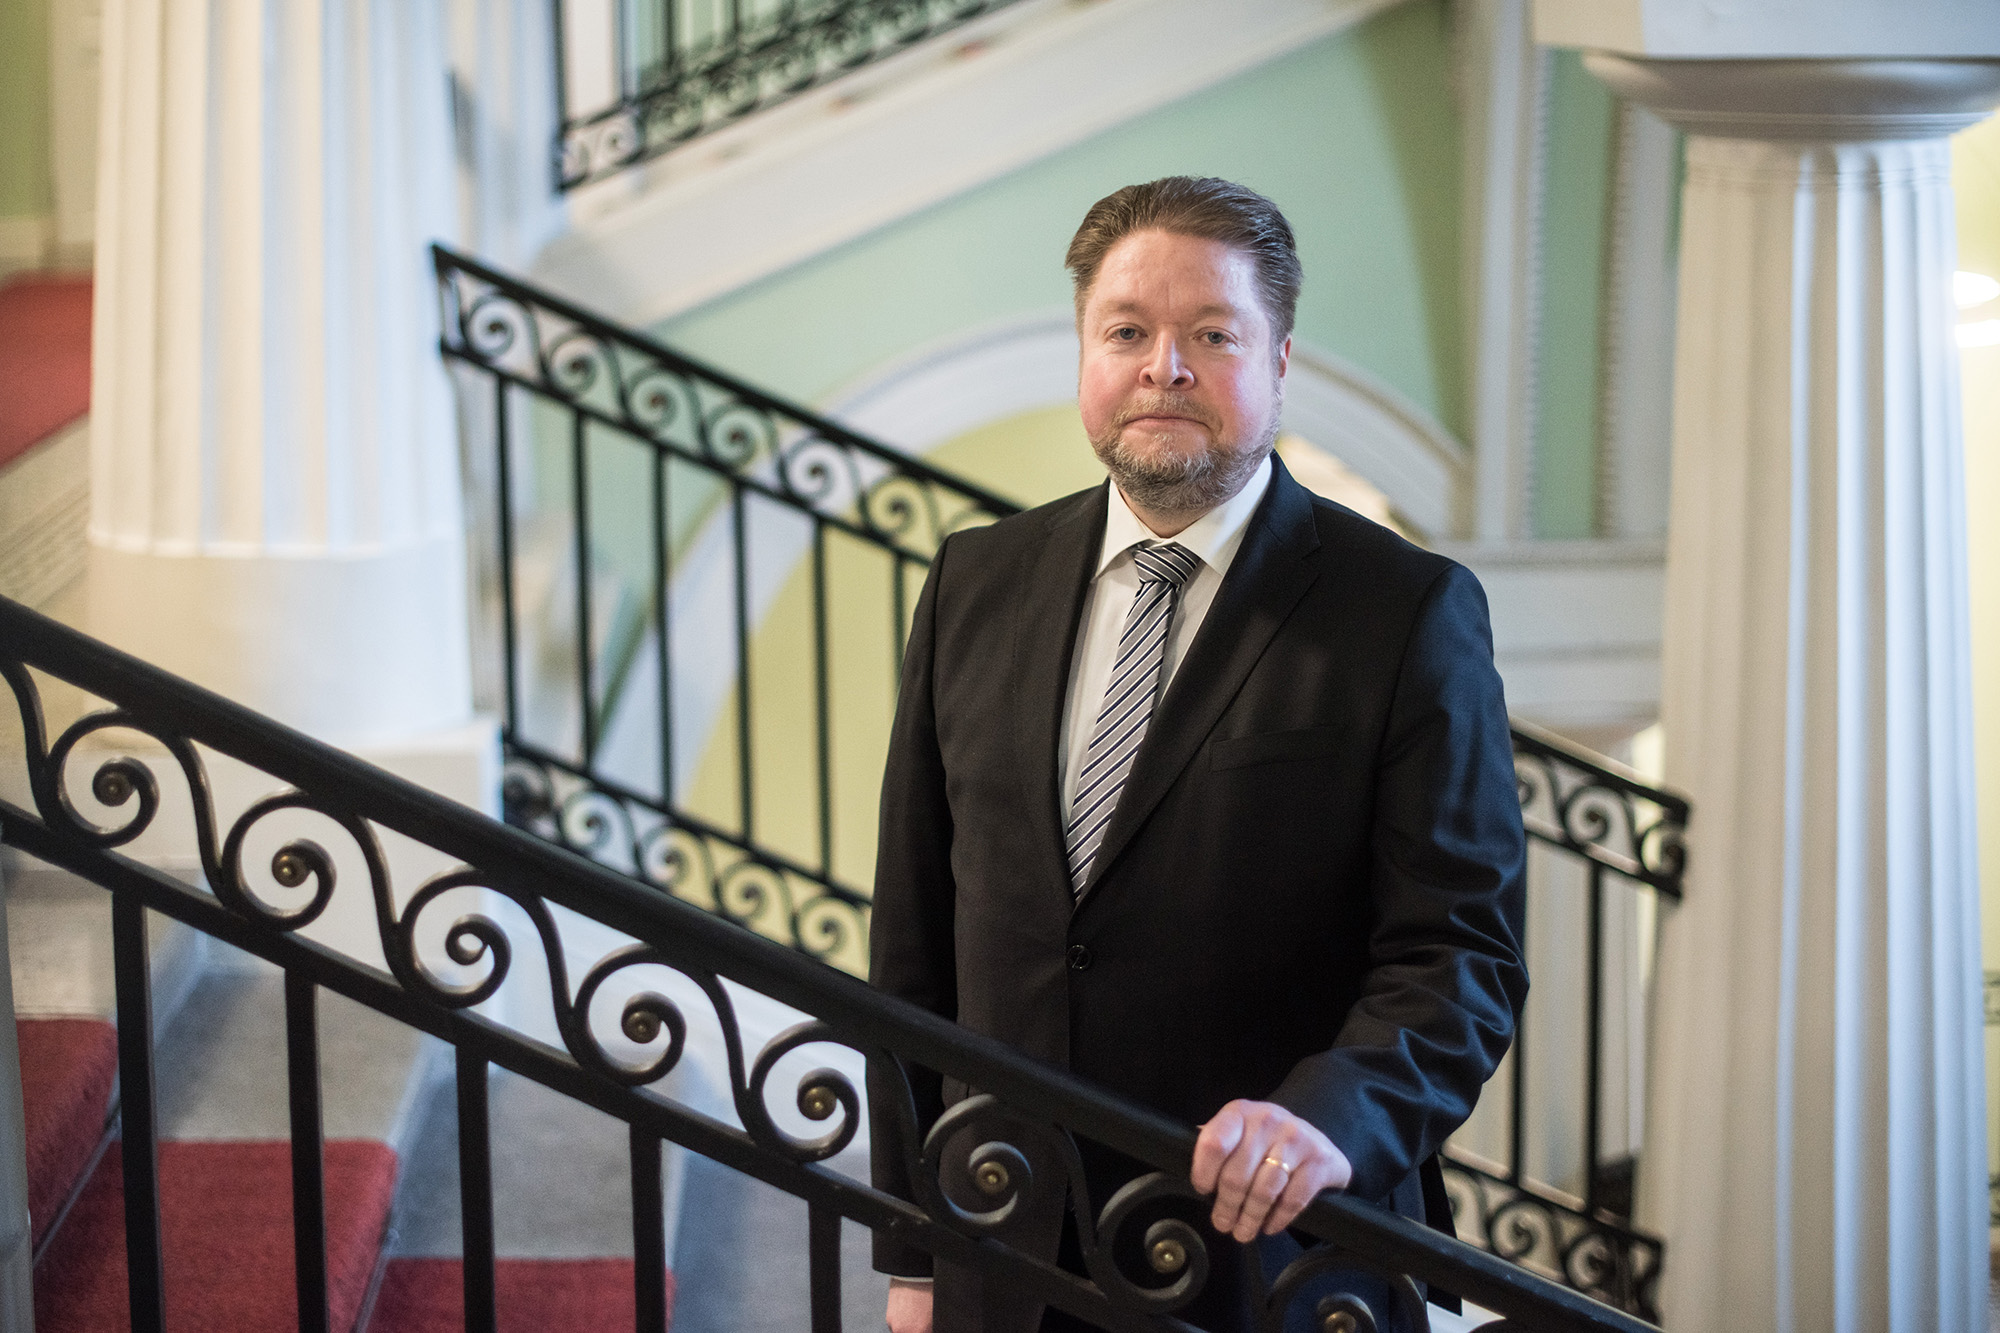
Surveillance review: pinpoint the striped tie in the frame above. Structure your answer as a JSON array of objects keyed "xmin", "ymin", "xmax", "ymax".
[{"xmin": 1064, "ymin": 541, "xmax": 1202, "ymax": 898}]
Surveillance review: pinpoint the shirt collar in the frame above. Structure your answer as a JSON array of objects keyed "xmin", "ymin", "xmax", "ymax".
[{"xmin": 1095, "ymin": 453, "xmax": 1273, "ymax": 581}]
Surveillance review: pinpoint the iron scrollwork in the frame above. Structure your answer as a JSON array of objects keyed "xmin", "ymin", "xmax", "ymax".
[
  {"xmin": 1511, "ymin": 728, "xmax": 1689, "ymax": 899},
  {"xmin": 436, "ymin": 247, "xmax": 1011, "ymax": 564},
  {"xmin": 911, "ymin": 1094, "xmax": 1221, "ymax": 1319},
  {"xmin": 0, "ymin": 657, "xmax": 864, "ymax": 1171},
  {"xmin": 499, "ymin": 747, "xmax": 873, "ymax": 975},
  {"xmin": 1440, "ymin": 1150, "xmax": 1662, "ymax": 1323},
  {"xmin": 437, "ymin": 243, "xmax": 1003, "ymax": 972},
  {"xmin": 556, "ymin": 0, "xmax": 1032, "ymax": 190}
]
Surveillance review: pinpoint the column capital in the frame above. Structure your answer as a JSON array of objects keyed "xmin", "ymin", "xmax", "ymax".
[{"xmin": 1581, "ymin": 55, "xmax": 2000, "ymax": 141}]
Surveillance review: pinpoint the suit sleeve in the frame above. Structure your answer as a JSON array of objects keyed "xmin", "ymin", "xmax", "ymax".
[
  {"xmin": 866, "ymin": 534, "xmax": 959, "ymax": 1278},
  {"xmin": 1268, "ymin": 561, "xmax": 1529, "ymax": 1201}
]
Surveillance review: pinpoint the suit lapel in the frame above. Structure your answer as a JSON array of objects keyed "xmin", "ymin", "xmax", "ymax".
[
  {"xmin": 1012, "ymin": 485, "xmax": 1108, "ymax": 907},
  {"xmin": 1074, "ymin": 458, "xmax": 1322, "ymax": 911}
]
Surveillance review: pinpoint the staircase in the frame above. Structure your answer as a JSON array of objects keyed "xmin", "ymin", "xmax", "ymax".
[{"xmin": 4, "ymin": 853, "xmax": 680, "ymax": 1332}]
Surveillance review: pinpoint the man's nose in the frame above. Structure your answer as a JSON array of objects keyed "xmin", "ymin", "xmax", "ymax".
[{"xmin": 1140, "ymin": 336, "xmax": 1195, "ymax": 389}]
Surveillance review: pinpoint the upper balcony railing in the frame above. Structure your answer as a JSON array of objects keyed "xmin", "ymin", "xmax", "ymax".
[
  {"xmin": 555, "ymin": 0, "xmax": 1031, "ymax": 190},
  {"xmin": 0, "ymin": 593, "xmax": 1658, "ymax": 1333}
]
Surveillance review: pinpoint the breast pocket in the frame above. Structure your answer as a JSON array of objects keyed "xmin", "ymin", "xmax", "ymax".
[{"xmin": 1208, "ymin": 724, "xmax": 1344, "ymax": 772}]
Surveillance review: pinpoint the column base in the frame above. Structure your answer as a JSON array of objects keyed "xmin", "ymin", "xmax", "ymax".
[{"xmin": 86, "ymin": 535, "xmax": 473, "ymax": 747}]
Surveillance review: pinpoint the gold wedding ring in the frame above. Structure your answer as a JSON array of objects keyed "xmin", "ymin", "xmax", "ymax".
[{"xmin": 1262, "ymin": 1155, "xmax": 1293, "ymax": 1174}]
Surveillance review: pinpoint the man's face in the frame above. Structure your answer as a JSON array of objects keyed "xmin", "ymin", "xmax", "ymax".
[{"xmin": 1076, "ymin": 228, "xmax": 1289, "ymax": 521}]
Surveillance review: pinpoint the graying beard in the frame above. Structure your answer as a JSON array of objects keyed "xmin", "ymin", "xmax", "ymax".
[{"xmin": 1096, "ymin": 426, "xmax": 1275, "ymax": 522}]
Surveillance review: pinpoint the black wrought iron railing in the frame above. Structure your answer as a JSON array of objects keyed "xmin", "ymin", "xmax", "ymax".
[
  {"xmin": 0, "ymin": 594, "xmax": 1656, "ymax": 1332},
  {"xmin": 555, "ymin": 0, "xmax": 1030, "ymax": 190},
  {"xmin": 434, "ymin": 245, "xmax": 1689, "ymax": 1319},
  {"xmin": 1439, "ymin": 725, "xmax": 1686, "ymax": 1321},
  {"xmin": 436, "ymin": 244, "xmax": 1013, "ymax": 978}
]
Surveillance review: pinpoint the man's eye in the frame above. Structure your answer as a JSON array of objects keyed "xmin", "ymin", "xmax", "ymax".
[
  {"xmin": 1113, "ymin": 327, "xmax": 1139, "ymax": 341},
  {"xmin": 1204, "ymin": 331, "xmax": 1230, "ymax": 346}
]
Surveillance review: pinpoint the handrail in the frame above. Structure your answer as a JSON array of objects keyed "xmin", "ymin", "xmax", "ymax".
[
  {"xmin": 0, "ymin": 593, "xmax": 1656, "ymax": 1332},
  {"xmin": 432, "ymin": 244, "xmax": 1019, "ymax": 530},
  {"xmin": 555, "ymin": 0, "xmax": 1033, "ymax": 191}
]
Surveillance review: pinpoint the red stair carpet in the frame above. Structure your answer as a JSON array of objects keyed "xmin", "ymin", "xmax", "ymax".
[
  {"xmin": 371, "ymin": 1257, "xmax": 674, "ymax": 1332},
  {"xmin": 0, "ymin": 275, "xmax": 92, "ymax": 468},
  {"xmin": 32, "ymin": 1139, "xmax": 398, "ymax": 1333},
  {"xmin": 17, "ymin": 1017, "xmax": 118, "ymax": 1248}
]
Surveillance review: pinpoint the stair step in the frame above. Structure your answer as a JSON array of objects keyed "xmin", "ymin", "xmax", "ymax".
[
  {"xmin": 32, "ymin": 1139, "xmax": 398, "ymax": 1333},
  {"xmin": 18, "ymin": 1017, "xmax": 117, "ymax": 1250},
  {"xmin": 668, "ymin": 1147, "xmax": 889, "ymax": 1332},
  {"xmin": 389, "ymin": 1065, "xmax": 681, "ymax": 1262},
  {"xmin": 3, "ymin": 855, "xmax": 205, "ymax": 1026},
  {"xmin": 152, "ymin": 957, "xmax": 444, "ymax": 1151},
  {"xmin": 0, "ymin": 274, "xmax": 91, "ymax": 470},
  {"xmin": 369, "ymin": 1257, "xmax": 670, "ymax": 1332}
]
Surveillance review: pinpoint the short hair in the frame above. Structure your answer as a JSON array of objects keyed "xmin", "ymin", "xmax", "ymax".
[{"xmin": 1065, "ymin": 177, "xmax": 1302, "ymax": 343}]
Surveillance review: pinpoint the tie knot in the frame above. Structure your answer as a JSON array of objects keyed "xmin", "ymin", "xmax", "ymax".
[{"xmin": 1131, "ymin": 541, "xmax": 1200, "ymax": 590}]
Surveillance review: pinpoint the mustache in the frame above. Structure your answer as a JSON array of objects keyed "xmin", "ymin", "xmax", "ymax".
[{"xmin": 1113, "ymin": 394, "xmax": 1220, "ymax": 431}]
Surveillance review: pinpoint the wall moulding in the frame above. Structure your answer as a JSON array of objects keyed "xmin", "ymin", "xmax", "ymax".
[{"xmin": 1582, "ymin": 55, "xmax": 2000, "ymax": 141}]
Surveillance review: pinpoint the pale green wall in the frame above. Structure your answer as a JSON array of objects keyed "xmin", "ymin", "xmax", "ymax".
[
  {"xmin": 1533, "ymin": 50, "xmax": 1617, "ymax": 540},
  {"xmin": 650, "ymin": 2, "xmax": 1633, "ymax": 538},
  {"xmin": 656, "ymin": 0, "xmax": 1469, "ymax": 441},
  {"xmin": 0, "ymin": 0, "xmax": 53, "ymax": 220},
  {"xmin": 555, "ymin": 0, "xmax": 1487, "ymax": 659}
]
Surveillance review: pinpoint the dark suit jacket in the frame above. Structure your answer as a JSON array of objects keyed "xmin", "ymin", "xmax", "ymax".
[{"xmin": 868, "ymin": 457, "xmax": 1527, "ymax": 1331}]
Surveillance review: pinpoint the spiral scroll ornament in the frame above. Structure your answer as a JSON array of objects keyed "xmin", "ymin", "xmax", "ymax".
[
  {"xmin": 214, "ymin": 793, "xmax": 348, "ymax": 928},
  {"xmin": 1263, "ymin": 1244, "xmax": 1431, "ymax": 1333},
  {"xmin": 1085, "ymin": 1172, "xmax": 1212, "ymax": 1315},
  {"xmin": 440, "ymin": 262, "xmax": 1008, "ymax": 562},
  {"xmin": 910, "ymin": 1096, "xmax": 1224, "ymax": 1319},
  {"xmin": 1511, "ymin": 740, "xmax": 1688, "ymax": 898},
  {"xmin": 1437, "ymin": 1153, "xmax": 1662, "ymax": 1321},
  {"xmin": 916, "ymin": 1095, "xmax": 1072, "ymax": 1236},
  {"xmin": 496, "ymin": 751, "xmax": 872, "ymax": 974},
  {"xmin": 741, "ymin": 1021, "xmax": 863, "ymax": 1162}
]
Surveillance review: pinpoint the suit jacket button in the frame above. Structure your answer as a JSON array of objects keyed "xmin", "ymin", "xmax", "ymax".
[{"xmin": 1067, "ymin": 944, "xmax": 1093, "ymax": 972}]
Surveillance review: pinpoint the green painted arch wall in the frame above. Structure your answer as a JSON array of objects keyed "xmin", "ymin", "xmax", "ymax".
[{"xmin": 655, "ymin": 1, "xmax": 1470, "ymax": 449}]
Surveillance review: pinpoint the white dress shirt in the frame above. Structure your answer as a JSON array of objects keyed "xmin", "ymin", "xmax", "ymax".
[{"xmin": 1058, "ymin": 455, "xmax": 1274, "ymax": 816}]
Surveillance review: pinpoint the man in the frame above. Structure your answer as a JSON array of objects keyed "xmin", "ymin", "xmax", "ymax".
[{"xmin": 869, "ymin": 177, "xmax": 1527, "ymax": 1333}]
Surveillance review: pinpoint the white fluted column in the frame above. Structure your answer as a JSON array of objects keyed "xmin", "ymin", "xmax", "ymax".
[
  {"xmin": 88, "ymin": 0, "xmax": 468, "ymax": 746},
  {"xmin": 1584, "ymin": 58, "xmax": 2000, "ymax": 1333}
]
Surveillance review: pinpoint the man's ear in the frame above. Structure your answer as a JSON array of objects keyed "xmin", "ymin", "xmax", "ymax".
[{"xmin": 1276, "ymin": 336, "xmax": 1292, "ymax": 378}]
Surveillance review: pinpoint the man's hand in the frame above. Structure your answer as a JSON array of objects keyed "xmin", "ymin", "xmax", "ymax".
[
  {"xmin": 886, "ymin": 1277, "xmax": 933, "ymax": 1333},
  {"xmin": 1191, "ymin": 1100, "xmax": 1353, "ymax": 1242}
]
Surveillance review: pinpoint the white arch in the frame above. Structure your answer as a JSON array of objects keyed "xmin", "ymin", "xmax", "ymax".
[{"xmin": 822, "ymin": 311, "xmax": 1472, "ymax": 541}]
